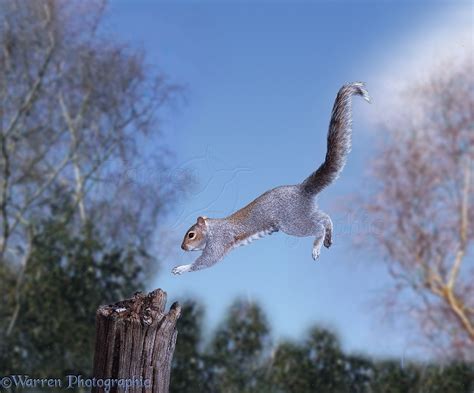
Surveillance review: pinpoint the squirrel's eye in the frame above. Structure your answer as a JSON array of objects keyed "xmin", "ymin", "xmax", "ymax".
[{"xmin": 188, "ymin": 232, "xmax": 195, "ymax": 239}]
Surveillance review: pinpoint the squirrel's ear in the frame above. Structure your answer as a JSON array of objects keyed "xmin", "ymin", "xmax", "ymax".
[{"xmin": 197, "ymin": 216, "xmax": 208, "ymax": 226}]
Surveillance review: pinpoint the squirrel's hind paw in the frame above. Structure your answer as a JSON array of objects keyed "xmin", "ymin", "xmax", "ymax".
[{"xmin": 324, "ymin": 238, "xmax": 332, "ymax": 248}]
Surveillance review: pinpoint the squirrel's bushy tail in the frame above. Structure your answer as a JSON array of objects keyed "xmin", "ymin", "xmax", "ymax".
[{"xmin": 302, "ymin": 82, "xmax": 370, "ymax": 195}]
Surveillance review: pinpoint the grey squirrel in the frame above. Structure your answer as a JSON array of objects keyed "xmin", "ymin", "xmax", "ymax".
[{"xmin": 172, "ymin": 82, "xmax": 370, "ymax": 275}]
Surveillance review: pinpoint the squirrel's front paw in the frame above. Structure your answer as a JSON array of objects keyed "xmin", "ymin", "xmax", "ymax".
[{"xmin": 172, "ymin": 264, "xmax": 192, "ymax": 275}]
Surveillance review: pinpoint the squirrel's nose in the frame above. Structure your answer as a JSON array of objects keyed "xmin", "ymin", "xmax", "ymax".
[{"xmin": 181, "ymin": 243, "xmax": 186, "ymax": 250}]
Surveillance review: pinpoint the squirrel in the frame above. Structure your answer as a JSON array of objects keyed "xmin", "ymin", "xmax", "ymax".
[{"xmin": 172, "ymin": 82, "xmax": 370, "ymax": 275}]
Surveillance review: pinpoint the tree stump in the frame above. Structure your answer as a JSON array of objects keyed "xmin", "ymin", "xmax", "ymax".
[{"xmin": 92, "ymin": 289, "xmax": 181, "ymax": 393}]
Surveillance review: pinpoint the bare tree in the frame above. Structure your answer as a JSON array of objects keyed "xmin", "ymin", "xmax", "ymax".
[
  {"xmin": 356, "ymin": 57, "xmax": 474, "ymax": 360},
  {"xmin": 0, "ymin": 0, "xmax": 183, "ymax": 335}
]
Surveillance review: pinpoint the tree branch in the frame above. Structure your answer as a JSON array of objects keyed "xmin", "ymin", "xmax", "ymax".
[
  {"xmin": 4, "ymin": 30, "xmax": 55, "ymax": 139},
  {"xmin": 447, "ymin": 158, "xmax": 470, "ymax": 289},
  {"xmin": 58, "ymin": 93, "xmax": 91, "ymax": 223},
  {"xmin": 5, "ymin": 226, "xmax": 33, "ymax": 336}
]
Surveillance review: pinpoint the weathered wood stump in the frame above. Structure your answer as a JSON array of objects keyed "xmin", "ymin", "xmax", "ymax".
[{"xmin": 92, "ymin": 289, "xmax": 181, "ymax": 393}]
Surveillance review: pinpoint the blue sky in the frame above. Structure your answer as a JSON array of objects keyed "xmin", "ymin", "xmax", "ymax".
[{"xmin": 107, "ymin": 1, "xmax": 471, "ymax": 360}]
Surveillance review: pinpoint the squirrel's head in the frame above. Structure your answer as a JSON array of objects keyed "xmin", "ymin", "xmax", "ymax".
[{"xmin": 181, "ymin": 216, "xmax": 208, "ymax": 251}]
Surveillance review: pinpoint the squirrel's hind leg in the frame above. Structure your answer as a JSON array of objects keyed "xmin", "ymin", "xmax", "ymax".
[{"xmin": 322, "ymin": 214, "xmax": 333, "ymax": 248}]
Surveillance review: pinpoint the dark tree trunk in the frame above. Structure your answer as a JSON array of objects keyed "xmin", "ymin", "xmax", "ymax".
[{"xmin": 92, "ymin": 289, "xmax": 181, "ymax": 393}]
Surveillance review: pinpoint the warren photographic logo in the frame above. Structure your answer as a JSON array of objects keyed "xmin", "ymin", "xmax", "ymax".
[{"xmin": 0, "ymin": 375, "xmax": 151, "ymax": 392}]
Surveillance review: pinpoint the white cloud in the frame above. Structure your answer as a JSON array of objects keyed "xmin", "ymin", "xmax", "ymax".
[{"xmin": 364, "ymin": 4, "xmax": 472, "ymax": 125}]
